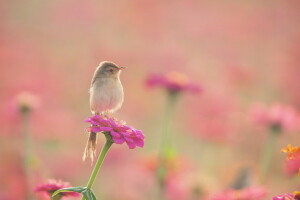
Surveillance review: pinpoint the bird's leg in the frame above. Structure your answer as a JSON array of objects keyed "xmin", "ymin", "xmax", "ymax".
[{"xmin": 102, "ymin": 111, "xmax": 111, "ymax": 118}]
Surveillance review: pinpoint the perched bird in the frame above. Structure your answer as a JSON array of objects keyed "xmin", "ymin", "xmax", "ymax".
[
  {"xmin": 83, "ymin": 61, "xmax": 125, "ymax": 162},
  {"xmin": 90, "ymin": 61, "xmax": 125, "ymax": 115}
]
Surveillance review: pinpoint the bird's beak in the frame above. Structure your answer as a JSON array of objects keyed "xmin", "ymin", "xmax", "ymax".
[{"xmin": 119, "ymin": 66, "xmax": 126, "ymax": 70}]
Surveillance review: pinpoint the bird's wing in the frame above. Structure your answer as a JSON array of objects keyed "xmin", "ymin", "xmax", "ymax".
[{"xmin": 91, "ymin": 65, "xmax": 101, "ymax": 86}]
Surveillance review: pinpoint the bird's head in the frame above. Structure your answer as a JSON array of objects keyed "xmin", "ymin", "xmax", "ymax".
[{"xmin": 97, "ymin": 61, "xmax": 125, "ymax": 78}]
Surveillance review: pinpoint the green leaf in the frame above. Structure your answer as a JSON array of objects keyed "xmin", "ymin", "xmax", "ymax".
[
  {"xmin": 52, "ymin": 186, "xmax": 97, "ymax": 200},
  {"xmin": 82, "ymin": 190, "xmax": 90, "ymax": 200},
  {"xmin": 52, "ymin": 186, "xmax": 86, "ymax": 197},
  {"xmin": 90, "ymin": 191, "xmax": 97, "ymax": 200},
  {"xmin": 82, "ymin": 189, "xmax": 97, "ymax": 200}
]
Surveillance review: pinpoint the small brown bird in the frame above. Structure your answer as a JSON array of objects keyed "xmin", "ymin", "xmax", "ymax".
[
  {"xmin": 83, "ymin": 61, "xmax": 125, "ymax": 162},
  {"xmin": 90, "ymin": 61, "xmax": 125, "ymax": 115}
]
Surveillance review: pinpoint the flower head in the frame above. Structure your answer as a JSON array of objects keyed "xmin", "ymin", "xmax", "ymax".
[
  {"xmin": 284, "ymin": 158, "xmax": 300, "ymax": 176},
  {"xmin": 84, "ymin": 115, "xmax": 145, "ymax": 149},
  {"xmin": 34, "ymin": 179, "xmax": 80, "ymax": 198},
  {"xmin": 15, "ymin": 92, "xmax": 40, "ymax": 113},
  {"xmin": 282, "ymin": 144, "xmax": 300, "ymax": 176},
  {"xmin": 208, "ymin": 186, "xmax": 268, "ymax": 200},
  {"xmin": 145, "ymin": 71, "xmax": 202, "ymax": 94},
  {"xmin": 142, "ymin": 155, "xmax": 194, "ymax": 200},
  {"xmin": 282, "ymin": 144, "xmax": 300, "ymax": 160},
  {"xmin": 273, "ymin": 192, "xmax": 300, "ymax": 200},
  {"xmin": 250, "ymin": 103, "xmax": 300, "ymax": 132}
]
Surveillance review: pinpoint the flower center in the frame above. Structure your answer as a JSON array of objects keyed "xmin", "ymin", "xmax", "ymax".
[{"xmin": 166, "ymin": 71, "xmax": 189, "ymax": 86}]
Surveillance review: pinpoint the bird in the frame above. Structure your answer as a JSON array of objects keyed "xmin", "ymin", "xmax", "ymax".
[
  {"xmin": 83, "ymin": 61, "xmax": 125, "ymax": 162},
  {"xmin": 89, "ymin": 61, "xmax": 125, "ymax": 115}
]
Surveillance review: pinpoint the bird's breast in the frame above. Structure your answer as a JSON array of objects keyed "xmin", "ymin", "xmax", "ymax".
[{"xmin": 90, "ymin": 78, "xmax": 124, "ymax": 114}]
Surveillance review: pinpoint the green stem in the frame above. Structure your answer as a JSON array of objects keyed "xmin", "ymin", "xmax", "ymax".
[
  {"xmin": 81, "ymin": 135, "xmax": 113, "ymax": 200},
  {"xmin": 157, "ymin": 92, "xmax": 179, "ymax": 200},
  {"xmin": 260, "ymin": 128, "xmax": 280, "ymax": 181},
  {"xmin": 53, "ymin": 194, "xmax": 63, "ymax": 200},
  {"xmin": 21, "ymin": 110, "xmax": 32, "ymax": 200},
  {"xmin": 160, "ymin": 92, "xmax": 178, "ymax": 156}
]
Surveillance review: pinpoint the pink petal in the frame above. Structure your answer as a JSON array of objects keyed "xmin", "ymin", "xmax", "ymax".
[
  {"xmin": 133, "ymin": 138, "xmax": 144, "ymax": 147},
  {"xmin": 126, "ymin": 141, "xmax": 136, "ymax": 149},
  {"xmin": 110, "ymin": 130, "xmax": 121, "ymax": 138},
  {"xmin": 113, "ymin": 137, "xmax": 125, "ymax": 144}
]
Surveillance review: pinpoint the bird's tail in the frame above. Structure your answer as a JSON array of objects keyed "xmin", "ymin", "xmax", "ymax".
[{"xmin": 82, "ymin": 132, "xmax": 97, "ymax": 164}]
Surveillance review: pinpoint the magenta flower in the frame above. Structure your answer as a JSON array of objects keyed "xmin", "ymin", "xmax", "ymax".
[
  {"xmin": 250, "ymin": 103, "xmax": 300, "ymax": 132},
  {"xmin": 273, "ymin": 193, "xmax": 298, "ymax": 200},
  {"xmin": 145, "ymin": 71, "xmax": 202, "ymax": 94},
  {"xmin": 84, "ymin": 115, "xmax": 145, "ymax": 149},
  {"xmin": 34, "ymin": 179, "xmax": 80, "ymax": 198}
]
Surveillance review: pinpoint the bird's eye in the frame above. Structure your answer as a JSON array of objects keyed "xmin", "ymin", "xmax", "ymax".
[{"xmin": 109, "ymin": 69, "xmax": 114, "ymax": 73}]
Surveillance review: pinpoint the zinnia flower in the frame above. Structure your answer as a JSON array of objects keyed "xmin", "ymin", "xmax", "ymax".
[
  {"xmin": 284, "ymin": 158, "xmax": 300, "ymax": 176},
  {"xmin": 34, "ymin": 179, "xmax": 80, "ymax": 199},
  {"xmin": 250, "ymin": 103, "xmax": 300, "ymax": 132},
  {"xmin": 273, "ymin": 192, "xmax": 300, "ymax": 200},
  {"xmin": 143, "ymin": 155, "xmax": 194, "ymax": 200},
  {"xmin": 208, "ymin": 186, "xmax": 268, "ymax": 200},
  {"xmin": 145, "ymin": 71, "xmax": 202, "ymax": 94},
  {"xmin": 84, "ymin": 115, "xmax": 145, "ymax": 149},
  {"xmin": 282, "ymin": 144, "xmax": 300, "ymax": 176},
  {"xmin": 282, "ymin": 145, "xmax": 300, "ymax": 160}
]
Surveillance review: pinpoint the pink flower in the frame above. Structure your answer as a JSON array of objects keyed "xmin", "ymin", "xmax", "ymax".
[
  {"xmin": 284, "ymin": 158, "xmax": 300, "ymax": 176},
  {"xmin": 145, "ymin": 71, "xmax": 202, "ymax": 94},
  {"xmin": 208, "ymin": 186, "xmax": 268, "ymax": 200},
  {"xmin": 84, "ymin": 115, "xmax": 145, "ymax": 149},
  {"xmin": 34, "ymin": 179, "xmax": 80, "ymax": 198},
  {"xmin": 142, "ymin": 155, "xmax": 195, "ymax": 200},
  {"xmin": 282, "ymin": 145, "xmax": 300, "ymax": 176},
  {"xmin": 273, "ymin": 193, "xmax": 299, "ymax": 200},
  {"xmin": 13, "ymin": 92, "xmax": 40, "ymax": 113},
  {"xmin": 240, "ymin": 187, "xmax": 268, "ymax": 199},
  {"xmin": 250, "ymin": 103, "xmax": 300, "ymax": 132}
]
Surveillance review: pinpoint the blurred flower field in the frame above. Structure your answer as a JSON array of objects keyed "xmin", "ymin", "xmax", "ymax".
[{"xmin": 1, "ymin": 0, "xmax": 300, "ymax": 199}]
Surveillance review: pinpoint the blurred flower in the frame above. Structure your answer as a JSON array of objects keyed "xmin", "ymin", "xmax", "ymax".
[
  {"xmin": 296, "ymin": 192, "xmax": 300, "ymax": 199},
  {"xmin": 273, "ymin": 192, "xmax": 300, "ymax": 200},
  {"xmin": 185, "ymin": 91, "xmax": 237, "ymax": 142},
  {"xmin": 207, "ymin": 186, "xmax": 268, "ymax": 200},
  {"xmin": 146, "ymin": 71, "xmax": 202, "ymax": 199},
  {"xmin": 273, "ymin": 193, "xmax": 294, "ymax": 200},
  {"xmin": 165, "ymin": 174, "xmax": 192, "ymax": 200},
  {"xmin": 143, "ymin": 155, "xmax": 187, "ymax": 176},
  {"xmin": 253, "ymin": 103, "xmax": 300, "ymax": 179},
  {"xmin": 15, "ymin": 92, "xmax": 40, "ymax": 113},
  {"xmin": 284, "ymin": 158, "xmax": 300, "ymax": 176},
  {"xmin": 282, "ymin": 144, "xmax": 300, "ymax": 160},
  {"xmin": 282, "ymin": 145, "xmax": 300, "ymax": 176},
  {"xmin": 34, "ymin": 179, "xmax": 80, "ymax": 199},
  {"xmin": 84, "ymin": 115, "xmax": 145, "ymax": 149},
  {"xmin": 143, "ymin": 155, "xmax": 195, "ymax": 200},
  {"xmin": 250, "ymin": 103, "xmax": 300, "ymax": 132},
  {"xmin": 145, "ymin": 71, "xmax": 202, "ymax": 94}
]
